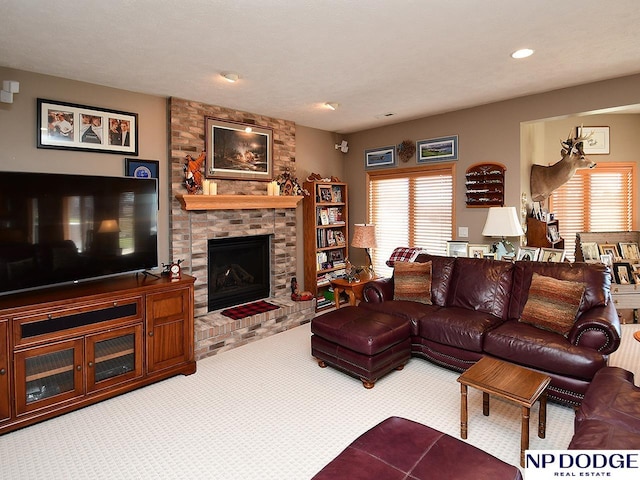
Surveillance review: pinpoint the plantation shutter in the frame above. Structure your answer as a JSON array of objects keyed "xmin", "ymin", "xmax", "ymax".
[
  {"xmin": 550, "ymin": 163, "xmax": 635, "ymax": 261},
  {"xmin": 368, "ymin": 165, "xmax": 454, "ymax": 277}
]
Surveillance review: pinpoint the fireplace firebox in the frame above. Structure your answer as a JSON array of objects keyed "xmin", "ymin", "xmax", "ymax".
[{"xmin": 207, "ymin": 235, "xmax": 271, "ymax": 311}]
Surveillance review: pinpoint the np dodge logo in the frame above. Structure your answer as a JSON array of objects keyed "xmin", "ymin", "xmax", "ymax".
[{"xmin": 525, "ymin": 451, "xmax": 640, "ymax": 479}]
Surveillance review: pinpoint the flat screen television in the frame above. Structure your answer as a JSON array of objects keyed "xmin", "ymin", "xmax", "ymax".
[{"xmin": 0, "ymin": 171, "xmax": 158, "ymax": 296}]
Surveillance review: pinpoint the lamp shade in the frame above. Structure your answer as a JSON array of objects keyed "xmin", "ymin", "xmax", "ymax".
[
  {"xmin": 351, "ymin": 224, "xmax": 377, "ymax": 249},
  {"xmin": 97, "ymin": 219, "xmax": 120, "ymax": 233},
  {"xmin": 481, "ymin": 207, "xmax": 524, "ymax": 238}
]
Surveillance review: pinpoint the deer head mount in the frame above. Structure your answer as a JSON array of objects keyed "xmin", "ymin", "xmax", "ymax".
[{"xmin": 530, "ymin": 129, "xmax": 596, "ymax": 203}]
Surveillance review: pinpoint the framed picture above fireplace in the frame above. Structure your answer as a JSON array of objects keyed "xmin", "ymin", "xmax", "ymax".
[{"xmin": 205, "ymin": 117, "xmax": 273, "ymax": 181}]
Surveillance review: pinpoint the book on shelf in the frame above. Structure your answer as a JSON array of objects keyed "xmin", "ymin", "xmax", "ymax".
[
  {"xmin": 327, "ymin": 229, "xmax": 336, "ymax": 246},
  {"xmin": 319, "ymin": 208, "xmax": 329, "ymax": 226},
  {"xmin": 334, "ymin": 230, "xmax": 345, "ymax": 245}
]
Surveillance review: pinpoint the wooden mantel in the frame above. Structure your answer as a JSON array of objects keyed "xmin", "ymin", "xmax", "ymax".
[{"xmin": 176, "ymin": 194, "xmax": 304, "ymax": 211}]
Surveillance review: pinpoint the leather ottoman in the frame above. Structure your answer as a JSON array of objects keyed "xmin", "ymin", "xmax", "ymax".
[
  {"xmin": 312, "ymin": 416, "xmax": 523, "ymax": 480},
  {"xmin": 311, "ymin": 306, "xmax": 411, "ymax": 388}
]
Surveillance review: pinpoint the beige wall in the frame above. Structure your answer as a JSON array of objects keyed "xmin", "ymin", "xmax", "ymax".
[
  {"xmin": 0, "ymin": 67, "xmax": 169, "ymax": 261},
  {"xmin": 342, "ymin": 74, "xmax": 640, "ymax": 253},
  {"xmin": 0, "ymin": 67, "xmax": 346, "ymax": 288},
  {"xmin": 3, "ymin": 66, "xmax": 639, "ymax": 284}
]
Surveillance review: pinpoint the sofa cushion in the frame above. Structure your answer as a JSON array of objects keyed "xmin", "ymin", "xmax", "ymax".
[
  {"xmin": 417, "ymin": 306, "xmax": 505, "ymax": 353},
  {"xmin": 393, "ymin": 261, "xmax": 432, "ymax": 304},
  {"xmin": 569, "ymin": 419, "xmax": 640, "ymax": 450},
  {"xmin": 509, "ymin": 261, "xmax": 610, "ymax": 320},
  {"xmin": 358, "ymin": 300, "xmax": 438, "ymax": 336},
  {"xmin": 446, "ymin": 257, "xmax": 514, "ymax": 320},
  {"xmin": 483, "ymin": 320, "xmax": 606, "ymax": 380},
  {"xmin": 519, "ymin": 273, "xmax": 585, "ymax": 336},
  {"xmin": 386, "ymin": 247, "xmax": 423, "ymax": 267},
  {"xmin": 414, "ymin": 254, "xmax": 456, "ymax": 307}
]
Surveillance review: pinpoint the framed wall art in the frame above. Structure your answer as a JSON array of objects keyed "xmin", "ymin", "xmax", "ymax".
[
  {"xmin": 417, "ymin": 135, "xmax": 458, "ymax": 163},
  {"xmin": 125, "ymin": 158, "xmax": 160, "ymax": 208},
  {"xmin": 364, "ymin": 146, "xmax": 396, "ymax": 170},
  {"xmin": 576, "ymin": 126, "xmax": 609, "ymax": 154},
  {"xmin": 37, "ymin": 98, "xmax": 138, "ymax": 155},
  {"xmin": 205, "ymin": 117, "xmax": 273, "ymax": 181},
  {"xmin": 125, "ymin": 158, "xmax": 159, "ymax": 179}
]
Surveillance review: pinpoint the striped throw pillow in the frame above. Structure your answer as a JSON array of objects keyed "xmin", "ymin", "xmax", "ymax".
[
  {"xmin": 393, "ymin": 261, "xmax": 432, "ymax": 304},
  {"xmin": 519, "ymin": 273, "xmax": 585, "ymax": 336}
]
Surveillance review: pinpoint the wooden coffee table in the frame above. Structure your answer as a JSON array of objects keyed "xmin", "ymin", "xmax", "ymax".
[{"xmin": 457, "ymin": 356, "xmax": 551, "ymax": 467}]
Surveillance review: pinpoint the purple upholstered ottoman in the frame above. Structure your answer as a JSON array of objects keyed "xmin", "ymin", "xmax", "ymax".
[
  {"xmin": 311, "ymin": 306, "xmax": 411, "ymax": 388},
  {"xmin": 312, "ymin": 416, "xmax": 523, "ymax": 480}
]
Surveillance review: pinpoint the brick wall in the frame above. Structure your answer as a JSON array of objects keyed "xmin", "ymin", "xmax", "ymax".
[{"xmin": 169, "ymin": 98, "xmax": 314, "ymax": 360}]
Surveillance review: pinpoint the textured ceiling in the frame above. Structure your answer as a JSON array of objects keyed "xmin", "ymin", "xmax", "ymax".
[{"xmin": 1, "ymin": 0, "xmax": 639, "ymax": 133}]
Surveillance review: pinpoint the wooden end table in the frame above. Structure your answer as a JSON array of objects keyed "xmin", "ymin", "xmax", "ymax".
[
  {"xmin": 457, "ymin": 356, "xmax": 551, "ymax": 467},
  {"xmin": 329, "ymin": 277, "xmax": 373, "ymax": 309}
]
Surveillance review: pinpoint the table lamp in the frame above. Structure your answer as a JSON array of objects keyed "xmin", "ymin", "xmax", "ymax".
[
  {"xmin": 481, "ymin": 207, "xmax": 524, "ymax": 259},
  {"xmin": 351, "ymin": 223, "xmax": 377, "ymax": 280}
]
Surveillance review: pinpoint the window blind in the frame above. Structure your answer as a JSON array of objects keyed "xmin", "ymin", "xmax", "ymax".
[
  {"xmin": 368, "ymin": 165, "xmax": 454, "ymax": 277},
  {"xmin": 550, "ymin": 163, "xmax": 636, "ymax": 261}
]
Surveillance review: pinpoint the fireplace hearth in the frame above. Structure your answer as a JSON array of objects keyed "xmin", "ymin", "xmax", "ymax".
[{"xmin": 208, "ymin": 235, "xmax": 271, "ymax": 311}]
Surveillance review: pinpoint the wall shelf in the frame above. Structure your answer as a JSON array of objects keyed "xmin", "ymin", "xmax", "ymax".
[
  {"xmin": 175, "ymin": 194, "xmax": 303, "ymax": 211},
  {"xmin": 465, "ymin": 162, "xmax": 505, "ymax": 208}
]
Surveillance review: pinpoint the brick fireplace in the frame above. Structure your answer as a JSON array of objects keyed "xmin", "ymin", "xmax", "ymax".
[{"xmin": 169, "ymin": 98, "xmax": 315, "ymax": 360}]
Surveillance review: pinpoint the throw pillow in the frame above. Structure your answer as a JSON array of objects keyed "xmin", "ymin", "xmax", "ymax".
[
  {"xmin": 393, "ymin": 261, "xmax": 432, "ymax": 304},
  {"xmin": 519, "ymin": 273, "xmax": 586, "ymax": 336}
]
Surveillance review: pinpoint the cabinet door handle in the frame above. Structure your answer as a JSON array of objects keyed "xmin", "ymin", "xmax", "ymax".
[
  {"xmin": 149, "ymin": 331, "xmax": 154, "ymax": 337},
  {"xmin": 76, "ymin": 365, "xmax": 82, "ymax": 371},
  {"xmin": 0, "ymin": 368, "xmax": 5, "ymax": 375},
  {"xmin": 88, "ymin": 361, "xmax": 94, "ymax": 368}
]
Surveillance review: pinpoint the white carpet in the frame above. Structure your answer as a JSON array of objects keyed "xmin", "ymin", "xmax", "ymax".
[{"xmin": 1, "ymin": 322, "xmax": 638, "ymax": 479}]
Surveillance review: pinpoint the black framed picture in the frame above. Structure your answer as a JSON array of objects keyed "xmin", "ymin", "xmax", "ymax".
[
  {"xmin": 125, "ymin": 158, "xmax": 160, "ymax": 208},
  {"xmin": 37, "ymin": 98, "xmax": 138, "ymax": 155},
  {"xmin": 125, "ymin": 158, "xmax": 159, "ymax": 179},
  {"xmin": 613, "ymin": 262, "xmax": 634, "ymax": 285}
]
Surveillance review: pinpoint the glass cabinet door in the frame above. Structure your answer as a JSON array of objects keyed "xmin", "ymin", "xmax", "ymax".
[
  {"xmin": 86, "ymin": 324, "xmax": 143, "ymax": 392},
  {"xmin": 15, "ymin": 339, "xmax": 84, "ymax": 414}
]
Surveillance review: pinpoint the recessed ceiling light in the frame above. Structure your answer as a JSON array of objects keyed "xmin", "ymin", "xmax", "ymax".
[
  {"xmin": 221, "ymin": 72, "xmax": 239, "ymax": 83},
  {"xmin": 324, "ymin": 102, "xmax": 339, "ymax": 110},
  {"xmin": 374, "ymin": 112, "xmax": 396, "ymax": 119},
  {"xmin": 511, "ymin": 48, "xmax": 534, "ymax": 59}
]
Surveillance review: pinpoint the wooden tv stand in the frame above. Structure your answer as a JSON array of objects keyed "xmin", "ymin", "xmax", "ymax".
[{"xmin": 0, "ymin": 274, "xmax": 196, "ymax": 435}]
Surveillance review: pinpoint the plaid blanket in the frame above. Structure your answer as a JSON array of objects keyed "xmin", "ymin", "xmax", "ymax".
[
  {"xmin": 386, "ymin": 247, "xmax": 424, "ymax": 267},
  {"xmin": 221, "ymin": 300, "xmax": 279, "ymax": 320}
]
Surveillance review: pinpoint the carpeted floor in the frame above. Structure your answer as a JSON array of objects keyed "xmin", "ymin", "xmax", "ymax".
[{"xmin": 1, "ymin": 322, "xmax": 638, "ymax": 479}]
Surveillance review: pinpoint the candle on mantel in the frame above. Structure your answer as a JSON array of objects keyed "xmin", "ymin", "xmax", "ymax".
[
  {"xmin": 267, "ymin": 182, "xmax": 274, "ymax": 196},
  {"xmin": 202, "ymin": 179, "xmax": 210, "ymax": 195},
  {"xmin": 209, "ymin": 182, "xmax": 217, "ymax": 195},
  {"xmin": 272, "ymin": 180, "xmax": 280, "ymax": 196}
]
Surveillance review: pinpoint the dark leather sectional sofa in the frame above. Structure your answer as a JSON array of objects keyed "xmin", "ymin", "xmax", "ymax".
[
  {"xmin": 569, "ymin": 366, "xmax": 640, "ymax": 449},
  {"xmin": 360, "ymin": 254, "xmax": 621, "ymax": 406}
]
